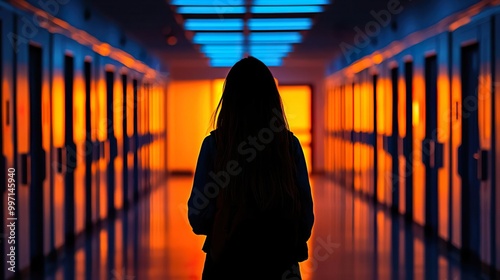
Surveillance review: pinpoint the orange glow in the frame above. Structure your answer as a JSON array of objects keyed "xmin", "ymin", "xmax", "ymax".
[
  {"xmin": 412, "ymin": 102, "xmax": 420, "ymax": 127},
  {"xmin": 16, "ymin": 65, "xmax": 29, "ymax": 153},
  {"xmin": 280, "ymin": 85, "xmax": 313, "ymax": 171},
  {"xmin": 372, "ymin": 53, "xmax": 384, "ymax": 65},
  {"xmin": 74, "ymin": 75, "xmax": 86, "ymax": 142},
  {"xmin": 52, "ymin": 71, "xmax": 66, "ymax": 147},
  {"xmin": 97, "ymin": 75, "xmax": 107, "ymax": 141},
  {"xmin": 167, "ymin": 80, "xmax": 212, "ymax": 172},
  {"xmin": 114, "ymin": 75, "xmax": 123, "ymax": 139},
  {"xmin": 449, "ymin": 17, "xmax": 471, "ymax": 31}
]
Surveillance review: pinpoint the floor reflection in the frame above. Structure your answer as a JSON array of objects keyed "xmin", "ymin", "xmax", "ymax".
[{"xmin": 37, "ymin": 176, "xmax": 488, "ymax": 280}]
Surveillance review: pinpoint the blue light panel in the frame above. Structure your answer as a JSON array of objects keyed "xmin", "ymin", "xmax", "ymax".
[
  {"xmin": 201, "ymin": 45, "xmax": 244, "ymax": 54},
  {"xmin": 249, "ymin": 18, "xmax": 312, "ymax": 31},
  {"xmin": 171, "ymin": 0, "xmax": 245, "ymax": 6},
  {"xmin": 251, "ymin": 6, "xmax": 323, "ymax": 14},
  {"xmin": 255, "ymin": 57, "xmax": 283, "ymax": 67},
  {"xmin": 210, "ymin": 57, "xmax": 282, "ymax": 67},
  {"xmin": 250, "ymin": 32, "xmax": 302, "ymax": 44},
  {"xmin": 250, "ymin": 45, "xmax": 293, "ymax": 53},
  {"xmin": 177, "ymin": 6, "xmax": 246, "ymax": 14},
  {"xmin": 185, "ymin": 19, "xmax": 243, "ymax": 31},
  {"xmin": 205, "ymin": 52, "xmax": 244, "ymax": 59},
  {"xmin": 193, "ymin": 33, "xmax": 244, "ymax": 44},
  {"xmin": 253, "ymin": 0, "xmax": 329, "ymax": 5},
  {"xmin": 210, "ymin": 58, "xmax": 241, "ymax": 67}
]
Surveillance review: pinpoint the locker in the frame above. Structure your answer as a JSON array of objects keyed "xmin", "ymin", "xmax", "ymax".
[{"xmin": 451, "ymin": 17, "xmax": 494, "ymax": 265}]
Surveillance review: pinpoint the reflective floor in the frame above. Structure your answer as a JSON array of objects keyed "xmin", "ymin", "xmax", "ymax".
[{"xmin": 35, "ymin": 176, "xmax": 488, "ymax": 280}]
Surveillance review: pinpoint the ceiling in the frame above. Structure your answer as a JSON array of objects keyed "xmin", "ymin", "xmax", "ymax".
[{"xmin": 90, "ymin": 0, "xmax": 396, "ymax": 70}]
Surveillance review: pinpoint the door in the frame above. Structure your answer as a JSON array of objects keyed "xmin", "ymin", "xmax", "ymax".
[
  {"xmin": 423, "ymin": 55, "xmax": 439, "ymax": 234},
  {"xmin": 452, "ymin": 19, "xmax": 493, "ymax": 265}
]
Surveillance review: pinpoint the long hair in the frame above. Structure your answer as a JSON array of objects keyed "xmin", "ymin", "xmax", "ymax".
[{"xmin": 212, "ymin": 56, "xmax": 300, "ymax": 217}]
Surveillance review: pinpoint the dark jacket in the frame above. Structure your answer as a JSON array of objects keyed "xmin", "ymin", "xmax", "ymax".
[{"xmin": 187, "ymin": 131, "xmax": 314, "ymax": 265}]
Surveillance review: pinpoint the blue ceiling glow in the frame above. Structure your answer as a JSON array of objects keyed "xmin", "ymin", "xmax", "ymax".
[
  {"xmin": 201, "ymin": 45, "xmax": 245, "ymax": 53},
  {"xmin": 185, "ymin": 19, "xmax": 244, "ymax": 31},
  {"xmin": 251, "ymin": 6, "xmax": 323, "ymax": 14},
  {"xmin": 250, "ymin": 32, "xmax": 302, "ymax": 44},
  {"xmin": 193, "ymin": 33, "xmax": 244, "ymax": 44},
  {"xmin": 177, "ymin": 6, "xmax": 246, "ymax": 14},
  {"xmin": 171, "ymin": 0, "xmax": 245, "ymax": 6},
  {"xmin": 248, "ymin": 18, "xmax": 313, "ymax": 31},
  {"xmin": 250, "ymin": 45, "xmax": 293, "ymax": 53},
  {"xmin": 253, "ymin": 0, "xmax": 329, "ymax": 5},
  {"xmin": 169, "ymin": 0, "xmax": 330, "ymax": 67}
]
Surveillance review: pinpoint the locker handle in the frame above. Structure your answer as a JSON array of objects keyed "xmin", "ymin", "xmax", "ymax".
[
  {"xmin": 56, "ymin": 147, "xmax": 64, "ymax": 173},
  {"xmin": 457, "ymin": 145, "xmax": 463, "ymax": 178},
  {"xmin": 477, "ymin": 150, "xmax": 488, "ymax": 181}
]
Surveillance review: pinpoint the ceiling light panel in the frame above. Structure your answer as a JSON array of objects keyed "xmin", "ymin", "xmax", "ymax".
[
  {"xmin": 248, "ymin": 18, "xmax": 313, "ymax": 31},
  {"xmin": 253, "ymin": 0, "xmax": 329, "ymax": 5},
  {"xmin": 171, "ymin": 0, "xmax": 245, "ymax": 6},
  {"xmin": 250, "ymin": 32, "xmax": 302, "ymax": 44},
  {"xmin": 185, "ymin": 19, "xmax": 244, "ymax": 31},
  {"xmin": 251, "ymin": 5, "xmax": 323, "ymax": 14},
  {"xmin": 193, "ymin": 33, "xmax": 244, "ymax": 44},
  {"xmin": 177, "ymin": 6, "xmax": 246, "ymax": 14}
]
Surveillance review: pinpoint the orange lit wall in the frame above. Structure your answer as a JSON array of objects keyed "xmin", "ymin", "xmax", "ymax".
[
  {"xmin": 167, "ymin": 81, "xmax": 313, "ymax": 173},
  {"xmin": 279, "ymin": 85, "xmax": 313, "ymax": 172}
]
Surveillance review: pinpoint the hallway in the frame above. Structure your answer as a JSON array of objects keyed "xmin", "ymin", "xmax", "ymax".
[
  {"xmin": 39, "ymin": 176, "xmax": 485, "ymax": 280},
  {"xmin": 2, "ymin": 0, "xmax": 500, "ymax": 278}
]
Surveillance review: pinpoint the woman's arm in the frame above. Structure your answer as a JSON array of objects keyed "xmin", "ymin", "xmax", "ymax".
[
  {"xmin": 293, "ymin": 136, "xmax": 314, "ymax": 241},
  {"xmin": 188, "ymin": 135, "xmax": 216, "ymax": 235}
]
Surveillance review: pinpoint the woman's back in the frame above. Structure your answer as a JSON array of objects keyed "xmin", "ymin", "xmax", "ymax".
[{"xmin": 187, "ymin": 57, "xmax": 314, "ymax": 279}]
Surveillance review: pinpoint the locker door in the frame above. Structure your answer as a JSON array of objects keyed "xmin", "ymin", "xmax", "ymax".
[
  {"xmin": 423, "ymin": 55, "xmax": 439, "ymax": 234},
  {"xmin": 106, "ymin": 70, "xmax": 117, "ymax": 217},
  {"xmin": 0, "ymin": 13, "xmax": 6, "ymax": 280},
  {"xmin": 133, "ymin": 79, "xmax": 139, "ymax": 202},
  {"xmin": 391, "ymin": 67, "xmax": 400, "ymax": 211},
  {"xmin": 495, "ymin": 12, "xmax": 500, "ymax": 273},
  {"xmin": 14, "ymin": 18, "xmax": 52, "ymax": 272},
  {"xmin": 121, "ymin": 74, "xmax": 129, "ymax": 209},
  {"xmin": 460, "ymin": 43, "xmax": 481, "ymax": 258},
  {"xmin": 404, "ymin": 61, "xmax": 414, "ymax": 220},
  {"xmin": 452, "ymin": 19, "xmax": 493, "ymax": 265},
  {"xmin": 372, "ymin": 74, "xmax": 378, "ymax": 203},
  {"xmin": 28, "ymin": 44, "xmax": 45, "ymax": 270},
  {"xmin": 84, "ymin": 59, "xmax": 93, "ymax": 230},
  {"xmin": 63, "ymin": 54, "xmax": 76, "ymax": 243}
]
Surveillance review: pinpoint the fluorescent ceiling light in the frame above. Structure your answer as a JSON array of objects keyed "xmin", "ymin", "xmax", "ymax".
[
  {"xmin": 177, "ymin": 6, "xmax": 246, "ymax": 14},
  {"xmin": 248, "ymin": 18, "xmax": 312, "ymax": 31},
  {"xmin": 255, "ymin": 57, "xmax": 283, "ymax": 67},
  {"xmin": 193, "ymin": 33, "xmax": 244, "ymax": 44},
  {"xmin": 185, "ymin": 19, "xmax": 244, "ymax": 31},
  {"xmin": 250, "ymin": 44, "xmax": 293, "ymax": 53},
  {"xmin": 253, "ymin": 0, "xmax": 329, "ymax": 5},
  {"xmin": 205, "ymin": 53, "xmax": 244, "ymax": 59},
  {"xmin": 210, "ymin": 58, "xmax": 241, "ymax": 67},
  {"xmin": 171, "ymin": 0, "xmax": 245, "ymax": 6},
  {"xmin": 251, "ymin": 6, "xmax": 323, "ymax": 13},
  {"xmin": 250, "ymin": 32, "xmax": 302, "ymax": 44},
  {"xmin": 201, "ymin": 45, "xmax": 245, "ymax": 53}
]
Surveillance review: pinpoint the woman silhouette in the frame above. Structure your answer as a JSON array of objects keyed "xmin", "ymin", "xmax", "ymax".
[{"xmin": 188, "ymin": 56, "xmax": 314, "ymax": 280}]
